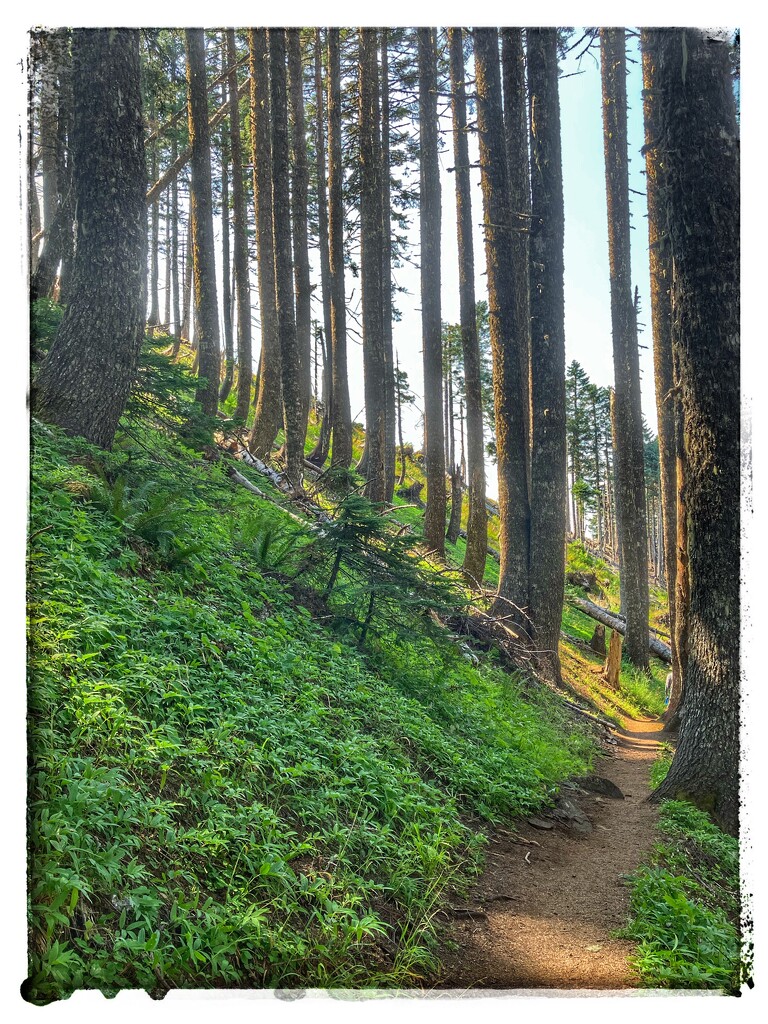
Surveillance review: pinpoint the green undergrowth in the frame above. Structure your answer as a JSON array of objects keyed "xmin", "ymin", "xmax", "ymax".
[
  {"xmin": 27, "ymin": 419, "xmax": 595, "ymax": 1002},
  {"xmin": 623, "ymin": 801, "xmax": 743, "ymax": 992}
]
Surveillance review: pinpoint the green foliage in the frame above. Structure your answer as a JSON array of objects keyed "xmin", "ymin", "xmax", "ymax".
[
  {"xmin": 623, "ymin": 801, "xmax": 742, "ymax": 991},
  {"xmin": 565, "ymin": 540, "xmax": 617, "ymax": 601},
  {"xmin": 650, "ymin": 745, "xmax": 674, "ymax": 789},
  {"xmin": 27, "ymin": 418, "xmax": 596, "ymax": 1000},
  {"xmin": 618, "ymin": 664, "xmax": 666, "ymax": 718}
]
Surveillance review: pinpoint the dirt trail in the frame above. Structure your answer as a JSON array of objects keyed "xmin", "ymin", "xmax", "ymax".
[{"xmin": 437, "ymin": 716, "xmax": 666, "ymax": 990}]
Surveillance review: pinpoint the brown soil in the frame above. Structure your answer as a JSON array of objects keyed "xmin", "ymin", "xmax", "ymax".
[{"xmin": 435, "ymin": 716, "xmax": 666, "ymax": 991}]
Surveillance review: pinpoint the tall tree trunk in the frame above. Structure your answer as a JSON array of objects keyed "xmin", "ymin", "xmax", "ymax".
[
  {"xmin": 163, "ymin": 198, "xmax": 171, "ymax": 328},
  {"xmin": 327, "ymin": 29, "xmax": 353, "ymax": 470},
  {"xmin": 307, "ymin": 29, "xmax": 334, "ymax": 468},
  {"xmin": 601, "ymin": 28, "xmax": 649, "ymax": 669},
  {"xmin": 474, "ymin": 27, "xmax": 530, "ymax": 621},
  {"xmin": 648, "ymin": 28, "xmax": 740, "ymax": 836},
  {"xmin": 179, "ymin": 212, "xmax": 192, "ymax": 345},
  {"xmin": 288, "ymin": 29, "xmax": 312, "ymax": 446},
  {"xmin": 218, "ymin": 44, "xmax": 234, "ymax": 403},
  {"xmin": 396, "ymin": 352, "xmax": 407, "ymax": 486},
  {"xmin": 33, "ymin": 30, "xmax": 147, "ymax": 448},
  {"xmin": 502, "ymin": 29, "xmax": 532, "ymax": 489},
  {"xmin": 380, "ymin": 29, "xmax": 397, "ymax": 502},
  {"xmin": 148, "ymin": 103, "xmax": 161, "ymax": 328},
  {"xmin": 359, "ymin": 28, "xmax": 387, "ymax": 502},
  {"xmin": 185, "ymin": 29, "xmax": 221, "ymax": 417},
  {"xmin": 418, "ymin": 27, "xmax": 446, "ymax": 554},
  {"xmin": 248, "ymin": 28, "xmax": 283, "ymax": 458},
  {"xmin": 527, "ymin": 29, "xmax": 567, "ymax": 683},
  {"xmin": 641, "ymin": 29, "xmax": 681, "ymax": 714},
  {"xmin": 170, "ymin": 44, "xmax": 181, "ymax": 339},
  {"xmin": 225, "ymin": 29, "xmax": 253, "ymax": 421},
  {"xmin": 31, "ymin": 29, "xmax": 74, "ymax": 303},
  {"xmin": 269, "ymin": 29, "xmax": 304, "ymax": 492}
]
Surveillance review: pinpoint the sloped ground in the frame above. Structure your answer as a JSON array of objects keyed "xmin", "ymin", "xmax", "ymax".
[{"xmin": 436, "ymin": 716, "xmax": 665, "ymax": 990}]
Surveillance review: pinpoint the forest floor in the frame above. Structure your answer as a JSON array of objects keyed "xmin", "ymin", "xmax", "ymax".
[{"xmin": 435, "ymin": 715, "xmax": 667, "ymax": 991}]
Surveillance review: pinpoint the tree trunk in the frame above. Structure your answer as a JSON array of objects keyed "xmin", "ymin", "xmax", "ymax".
[
  {"xmin": 287, "ymin": 29, "xmax": 312, "ymax": 445},
  {"xmin": 248, "ymin": 28, "xmax": 283, "ymax": 459},
  {"xmin": 418, "ymin": 28, "xmax": 446, "ymax": 554},
  {"xmin": 327, "ymin": 29, "xmax": 353, "ymax": 471},
  {"xmin": 380, "ymin": 30, "xmax": 397, "ymax": 503},
  {"xmin": 601, "ymin": 29, "xmax": 649, "ymax": 669},
  {"xmin": 527, "ymin": 29, "xmax": 567, "ymax": 683},
  {"xmin": 474, "ymin": 28, "xmax": 530, "ymax": 621},
  {"xmin": 307, "ymin": 29, "xmax": 334, "ymax": 468},
  {"xmin": 170, "ymin": 43, "xmax": 181, "ymax": 339},
  {"xmin": 185, "ymin": 28, "xmax": 221, "ymax": 417},
  {"xmin": 648, "ymin": 29, "xmax": 740, "ymax": 835},
  {"xmin": 33, "ymin": 30, "xmax": 147, "ymax": 448},
  {"xmin": 30, "ymin": 29, "xmax": 74, "ymax": 304},
  {"xmin": 269, "ymin": 29, "xmax": 304, "ymax": 492},
  {"xmin": 218, "ymin": 42, "xmax": 234, "ymax": 403},
  {"xmin": 148, "ymin": 96, "xmax": 161, "ymax": 329},
  {"xmin": 640, "ymin": 29, "xmax": 681, "ymax": 716},
  {"xmin": 225, "ymin": 29, "xmax": 253, "ymax": 421},
  {"xmin": 502, "ymin": 29, "xmax": 532, "ymax": 489},
  {"xmin": 179, "ymin": 213, "xmax": 193, "ymax": 345}
]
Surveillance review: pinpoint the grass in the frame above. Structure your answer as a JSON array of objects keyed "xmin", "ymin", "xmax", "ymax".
[
  {"xmin": 623, "ymin": 801, "xmax": 744, "ymax": 992},
  {"xmin": 27, "ymin": 416, "xmax": 596, "ymax": 1002}
]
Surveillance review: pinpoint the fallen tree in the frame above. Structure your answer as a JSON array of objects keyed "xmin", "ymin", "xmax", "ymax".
[{"xmin": 568, "ymin": 594, "xmax": 671, "ymax": 664}]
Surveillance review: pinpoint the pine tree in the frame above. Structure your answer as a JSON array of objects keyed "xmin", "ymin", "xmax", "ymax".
[
  {"xmin": 448, "ymin": 27, "xmax": 487, "ymax": 587},
  {"xmin": 418, "ymin": 27, "xmax": 446, "ymax": 555},
  {"xmin": 647, "ymin": 28, "xmax": 740, "ymax": 835},
  {"xmin": 600, "ymin": 28, "xmax": 649, "ymax": 669},
  {"xmin": 33, "ymin": 29, "xmax": 147, "ymax": 448}
]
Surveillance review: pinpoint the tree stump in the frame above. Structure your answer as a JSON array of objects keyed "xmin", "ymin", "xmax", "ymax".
[
  {"xmin": 602, "ymin": 630, "xmax": 622, "ymax": 690},
  {"xmin": 590, "ymin": 623, "xmax": 607, "ymax": 656}
]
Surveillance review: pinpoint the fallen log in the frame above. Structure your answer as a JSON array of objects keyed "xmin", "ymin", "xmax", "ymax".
[{"xmin": 568, "ymin": 595, "xmax": 671, "ymax": 664}]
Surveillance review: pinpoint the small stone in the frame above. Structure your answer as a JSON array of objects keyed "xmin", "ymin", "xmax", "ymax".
[{"xmin": 526, "ymin": 816, "xmax": 554, "ymax": 830}]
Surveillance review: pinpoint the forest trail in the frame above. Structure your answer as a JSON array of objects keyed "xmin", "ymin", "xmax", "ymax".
[{"xmin": 436, "ymin": 716, "xmax": 666, "ymax": 991}]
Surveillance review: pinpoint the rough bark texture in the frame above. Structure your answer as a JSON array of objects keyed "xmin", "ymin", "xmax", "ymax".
[
  {"xmin": 502, "ymin": 29, "xmax": 532, "ymax": 488},
  {"xmin": 327, "ymin": 29, "xmax": 353, "ymax": 470},
  {"xmin": 358, "ymin": 29, "xmax": 387, "ymax": 502},
  {"xmin": 648, "ymin": 29, "xmax": 740, "ymax": 836},
  {"xmin": 185, "ymin": 28, "xmax": 221, "ymax": 417},
  {"xmin": 640, "ymin": 29, "xmax": 681, "ymax": 716},
  {"xmin": 248, "ymin": 28, "xmax": 283, "ymax": 458},
  {"xmin": 307, "ymin": 29, "xmax": 334, "ymax": 468},
  {"xmin": 33, "ymin": 29, "xmax": 147, "ymax": 449},
  {"xmin": 225, "ymin": 29, "xmax": 253, "ymax": 421},
  {"xmin": 474, "ymin": 28, "xmax": 530, "ymax": 619},
  {"xmin": 380, "ymin": 30, "xmax": 397, "ymax": 502},
  {"xmin": 571, "ymin": 595, "xmax": 672, "ymax": 664},
  {"xmin": 269, "ymin": 29, "xmax": 304, "ymax": 491},
  {"xmin": 287, "ymin": 29, "xmax": 312, "ymax": 444},
  {"xmin": 527, "ymin": 29, "xmax": 567, "ymax": 683},
  {"xmin": 448, "ymin": 28, "xmax": 487, "ymax": 588},
  {"xmin": 218, "ymin": 49, "xmax": 234, "ymax": 401},
  {"xmin": 419, "ymin": 28, "xmax": 446, "ymax": 555},
  {"xmin": 600, "ymin": 29, "xmax": 649, "ymax": 668}
]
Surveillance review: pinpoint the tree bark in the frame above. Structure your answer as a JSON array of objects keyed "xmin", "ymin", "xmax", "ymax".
[
  {"xmin": 225, "ymin": 29, "xmax": 253, "ymax": 421},
  {"xmin": 527, "ymin": 29, "xmax": 567, "ymax": 683},
  {"xmin": 307, "ymin": 29, "xmax": 334, "ymax": 469},
  {"xmin": 380, "ymin": 30, "xmax": 397, "ymax": 503},
  {"xmin": 601, "ymin": 29, "xmax": 649, "ymax": 669},
  {"xmin": 248, "ymin": 28, "xmax": 283, "ymax": 458},
  {"xmin": 288, "ymin": 29, "xmax": 312, "ymax": 445},
  {"xmin": 33, "ymin": 29, "xmax": 147, "ymax": 448},
  {"xmin": 218, "ymin": 41, "xmax": 234, "ymax": 402},
  {"xmin": 474, "ymin": 27, "xmax": 530, "ymax": 621},
  {"xmin": 269, "ymin": 29, "xmax": 304, "ymax": 492},
  {"xmin": 647, "ymin": 29, "xmax": 740, "ymax": 835},
  {"xmin": 448, "ymin": 28, "xmax": 487, "ymax": 587},
  {"xmin": 359, "ymin": 28, "xmax": 387, "ymax": 502},
  {"xmin": 327, "ymin": 29, "xmax": 353, "ymax": 470},
  {"xmin": 185, "ymin": 28, "xmax": 221, "ymax": 417},
  {"xmin": 419, "ymin": 28, "xmax": 446, "ymax": 555},
  {"xmin": 640, "ymin": 29, "xmax": 681, "ymax": 717}
]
